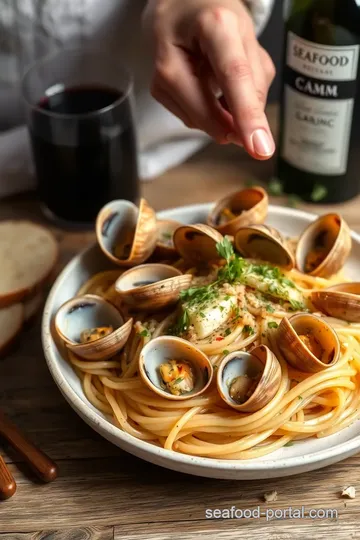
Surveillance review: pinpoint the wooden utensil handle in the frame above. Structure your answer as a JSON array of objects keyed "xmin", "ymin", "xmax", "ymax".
[
  {"xmin": 0, "ymin": 456, "xmax": 16, "ymax": 500},
  {"xmin": 0, "ymin": 411, "xmax": 58, "ymax": 483}
]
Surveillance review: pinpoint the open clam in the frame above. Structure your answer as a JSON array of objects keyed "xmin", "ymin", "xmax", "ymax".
[
  {"xmin": 96, "ymin": 198, "xmax": 157, "ymax": 267},
  {"xmin": 207, "ymin": 186, "xmax": 268, "ymax": 235},
  {"xmin": 295, "ymin": 213, "xmax": 351, "ymax": 277},
  {"xmin": 139, "ymin": 336, "xmax": 213, "ymax": 400},
  {"xmin": 55, "ymin": 294, "xmax": 133, "ymax": 360},
  {"xmin": 277, "ymin": 313, "xmax": 340, "ymax": 372},
  {"xmin": 173, "ymin": 224, "xmax": 224, "ymax": 264},
  {"xmin": 311, "ymin": 283, "xmax": 360, "ymax": 322},
  {"xmin": 154, "ymin": 220, "xmax": 181, "ymax": 259},
  {"xmin": 217, "ymin": 345, "xmax": 281, "ymax": 412},
  {"xmin": 234, "ymin": 225, "xmax": 295, "ymax": 270},
  {"xmin": 115, "ymin": 263, "xmax": 193, "ymax": 311}
]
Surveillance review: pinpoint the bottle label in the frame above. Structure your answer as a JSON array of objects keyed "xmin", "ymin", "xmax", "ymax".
[{"xmin": 281, "ymin": 32, "xmax": 359, "ymax": 175}]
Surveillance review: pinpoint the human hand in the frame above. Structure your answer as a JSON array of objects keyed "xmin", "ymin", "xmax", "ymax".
[{"xmin": 143, "ymin": 0, "xmax": 276, "ymax": 160}]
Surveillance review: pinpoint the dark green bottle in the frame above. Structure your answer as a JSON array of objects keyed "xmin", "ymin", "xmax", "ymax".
[{"xmin": 278, "ymin": 0, "xmax": 360, "ymax": 203}]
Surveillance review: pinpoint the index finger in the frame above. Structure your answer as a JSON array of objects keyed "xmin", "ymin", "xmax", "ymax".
[{"xmin": 197, "ymin": 8, "xmax": 275, "ymax": 159}]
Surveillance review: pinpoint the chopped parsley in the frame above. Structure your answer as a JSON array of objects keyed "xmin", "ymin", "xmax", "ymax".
[
  {"xmin": 173, "ymin": 377, "xmax": 184, "ymax": 385},
  {"xmin": 268, "ymin": 321, "xmax": 279, "ymax": 329},
  {"xmin": 161, "ymin": 232, "xmax": 172, "ymax": 240},
  {"xmin": 284, "ymin": 441, "xmax": 294, "ymax": 447},
  {"xmin": 311, "ymin": 184, "xmax": 328, "ymax": 202},
  {"xmin": 224, "ymin": 328, "xmax": 232, "ymax": 337},
  {"xmin": 298, "ymin": 395, "xmax": 303, "ymax": 400},
  {"xmin": 268, "ymin": 178, "xmax": 283, "ymax": 196},
  {"xmin": 281, "ymin": 277, "xmax": 295, "ymax": 288},
  {"xmin": 289, "ymin": 299, "xmax": 305, "ymax": 312},
  {"xmin": 265, "ymin": 304, "xmax": 275, "ymax": 313},
  {"xmin": 243, "ymin": 325, "xmax": 255, "ymax": 335},
  {"xmin": 216, "ymin": 236, "xmax": 233, "ymax": 262},
  {"xmin": 180, "ymin": 284, "xmax": 219, "ymax": 307},
  {"xmin": 223, "ymin": 349, "xmax": 230, "ymax": 355},
  {"xmin": 169, "ymin": 308, "xmax": 190, "ymax": 336},
  {"xmin": 139, "ymin": 329, "xmax": 150, "ymax": 337}
]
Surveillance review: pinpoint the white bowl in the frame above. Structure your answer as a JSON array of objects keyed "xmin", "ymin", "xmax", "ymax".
[{"xmin": 42, "ymin": 204, "xmax": 360, "ymax": 479}]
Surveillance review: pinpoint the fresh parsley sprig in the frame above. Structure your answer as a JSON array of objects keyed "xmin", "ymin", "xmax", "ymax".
[{"xmin": 216, "ymin": 236, "xmax": 234, "ymax": 263}]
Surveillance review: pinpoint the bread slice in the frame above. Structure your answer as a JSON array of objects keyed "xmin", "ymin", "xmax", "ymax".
[
  {"xmin": 0, "ymin": 303, "xmax": 24, "ymax": 356},
  {"xmin": 0, "ymin": 221, "xmax": 58, "ymax": 307}
]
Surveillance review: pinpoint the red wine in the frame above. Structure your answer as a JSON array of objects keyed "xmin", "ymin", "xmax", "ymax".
[
  {"xmin": 278, "ymin": 0, "xmax": 360, "ymax": 203},
  {"xmin": 29, "ymin": 84, "xmax": 139, "ymax": 223}
]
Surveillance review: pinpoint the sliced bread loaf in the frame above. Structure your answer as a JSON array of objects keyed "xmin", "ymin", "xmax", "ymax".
[{"xmin": 0, "ymin": 221, "xmax": 58, "ymax": 307}]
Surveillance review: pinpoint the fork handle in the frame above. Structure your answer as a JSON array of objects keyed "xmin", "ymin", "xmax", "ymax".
[
  {"xmin": 0, "ymin": 456, "xmax": 16, "ymax": 499},
  {"xmin": 0, "ymin": 411, "xmax": 58, "ymax": 483}
]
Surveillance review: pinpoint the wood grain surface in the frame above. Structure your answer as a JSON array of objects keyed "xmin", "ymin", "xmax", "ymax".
[{"xmin": 1, "ymin": 106, "xmax": 360, "ymax": 538}]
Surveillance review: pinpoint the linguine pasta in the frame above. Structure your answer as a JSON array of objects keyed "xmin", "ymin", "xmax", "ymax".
[{"xmin": 67, "ymin": 255, "xmax": 360, "ymax": 460}]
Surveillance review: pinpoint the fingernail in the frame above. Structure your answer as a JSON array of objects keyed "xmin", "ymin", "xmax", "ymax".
[
  {"xmin": 226, "ymin": 133, "xmax": 243, "ymax": 147},
  {"xmin": 251, "ymin": 129, "xmax": 275, "ymax": 157}
]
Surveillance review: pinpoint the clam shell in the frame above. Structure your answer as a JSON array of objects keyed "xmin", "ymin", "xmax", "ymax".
[
  {"xmin": 311, "ymin": 283, "xmax": 360, "ymax": 322},
  {"xmin": 207, "ymin": 186, "xmax": 268, "ymax": 235},
  {"xmin": 154, "ymin": 220, "xmax": 181, "ymax": 259},
  {"xmin": 115, "ymin": 263, "xmax": 193, "ymax": 311},
  {"xmin": 235, "ymin": 225, "xmax": 295, "ymax": 270},
  {"xmin": 217, "ymin": 345, "xmax": 281, "ymax": 412},
  {"xmin": 139, "ymin": 336, "xmax": 213, "ymax": 401},
  {"xmin": 55, "ymin": 294, "xmax": 133, "ymax": 360},
  {"xmin": 96, "ymin": 198, "xmax": 157, "ymax": 267},
  {"xmin": 295, "ymin": 213, "xmax": 352, "ymax": 277},
  {"xmin": 277, "ymin": 313, "xmax": 340, "ymax": 372},
  {"xmin": 173, "ymin": 224, "xmax": 224, "ymax": 264}
]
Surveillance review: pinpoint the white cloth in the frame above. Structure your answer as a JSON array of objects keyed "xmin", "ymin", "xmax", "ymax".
[{"xmin": 0, "ymin": 0, "xmax": 274, "ymax": 198}]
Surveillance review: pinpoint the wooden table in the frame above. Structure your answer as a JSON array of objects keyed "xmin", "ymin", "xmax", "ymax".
[{"xmin": 1, "ymin": 109, "xmax": 360, "ymax": 539}]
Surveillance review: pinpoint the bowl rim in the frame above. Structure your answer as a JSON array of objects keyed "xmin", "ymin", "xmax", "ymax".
[{"xmin": 42, "ymin": 202, "xmax": 360, "ymax": 473}]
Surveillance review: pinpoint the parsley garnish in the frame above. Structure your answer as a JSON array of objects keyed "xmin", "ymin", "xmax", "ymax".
[
  {"xmin": 161, "ymin": 232, "xmax": 172, "ymax": 240},
  {"xmin": 311, "ymin": 184, "xmax": 328, "ymax": 202},
  {"xmin": 180, "ymin": 284, "xmax": 219, "ymax": 310},
  {"xmin": 298, "ymin": 395, "xmax": 303, "ymax": 400},
  {"xmin": 268, "ymin": 321, "xmax": 279, "ymax": 329},
  {"xmin": 223, "ymin": 350, "xmax": 230, "ymax": 355},
  {"xmin": 281, "ymin": 277, "xmax": 295, "ymax": 288},
  {"xmin": 169, "ymin": 309, "xmax": 191, "ymax": 336},
  {"xmin": 289, "ymin": 299, "xmax": 305, "ymax": 311},
  {"xmin": 216, "ymin": 236, "xmax": 233, "ymax": 262},
  {"xmin": 243, "ymin": 325, "xmax": 255, "ymax": 335},
  {"xmin": 265, "ymin": 304, "xmax": 275, "ymax": 313},
  {"xmin": 224, "ymin": 328, "xmax": 232, "ymax": 337},
  {"xmin": 284, "ymin": 441, "xmax": 294, "ymax": 447},
  {"xmin": 174, "ymin": 377, "xmax": 184, "ymax": 385},
  {"xmin": 268, "ymin": 178, "xmax": 283, "ymax": 196},
  {"xmin": 139, "ymin": 329, "xmax": 150, "ymax": 337}
]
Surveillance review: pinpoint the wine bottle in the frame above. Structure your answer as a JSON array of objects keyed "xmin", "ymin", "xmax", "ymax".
[{"xmin": 277, "ymin": 0, "xmax": 360, "ymax": 203}]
